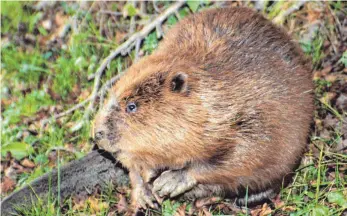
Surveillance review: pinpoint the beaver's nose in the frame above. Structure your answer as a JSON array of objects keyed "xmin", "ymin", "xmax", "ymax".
[{"xmin": 95, "ymin": 131, "xmax": 105, "ymax": 141}]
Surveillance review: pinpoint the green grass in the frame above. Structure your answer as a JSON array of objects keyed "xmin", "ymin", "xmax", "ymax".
[{"xmin": 1, "ymin": 1, "xmax": 346, "ymax": 215}]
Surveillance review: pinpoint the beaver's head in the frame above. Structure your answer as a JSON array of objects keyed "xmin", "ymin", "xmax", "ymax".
[{"xmin": 93, "ymin": 55, "xmax": 209, "ymax": 168}]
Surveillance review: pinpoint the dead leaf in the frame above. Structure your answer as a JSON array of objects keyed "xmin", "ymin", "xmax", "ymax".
[
  {"xmin": 313, "ymin": 71, "xmax": 322, "ymax": 80},
  {"xmin": 321, "ymin": 66, "xmax": 333, "ymax": 76},
  {"xmin": 4, "ymin": 166, "xmax": 17, "ymax": 180},
  {"xmin": 251, "ymin": 203, "xmax": 272, "ymax": 216},
  {"xmin": 306, "ymin": 3, "xmax": 322, "ymax": 23},
  {"xmin": 334, "ymin": 139, "xmax": 347, "ymax": 152},
  {"xmin": 72, "ymin": 191, "xmax": 89, "ymax": 211},
  {"xmin": 282, "ymin": 205, "xmax": 296, "ymax": 211},
  {"xmin": 314, "ymin": 118, "xmax": 323, "ymax": 131},
  {"xmin": 1, "ymin": 176, "xmax": 16, "ymax": 194},
  {"xmin": 55, "ymin": 11, "xmax": 68, "ymax": 27},
  {"xmin": 201, "ymin": 207, "xmax": 212, "ymax": 216},
  {"xmin": 21, "ymin": 158, "xmax": 36, "ymax": 168},
  {"xmin": 116, "ymin": 193, "xmax": 128, "ymax": 213},
  {"xmin": 42, "ymin": 19, "xmax": 52, "ymax": 31},
  {"xmin": 107, "ymin": 211, "xmax": 117, "ymax": 216},
  {"xmin": 174, "ymin": 204, "xmax": 186, "ymax": 216},
  {"xmin": 323, "ymin": 114, "xmax": 339, "ymax": 129},
  {"xmin": 325, "ymin": 74, "xmax": 337, "ymax": 83},
  {"xmin": 78, "ymin": 89, "xmax": 91, "ymax": 101},
  {"xmin": 88, "ymin": 196, "xmax": 109, "ymax": 213},
  {"xmin": 115, "ymin": 31, "xmax": 127, "ymax": 44},
  {"xmin": 336, "ymin": 94, "xmax": 347, "ymax": 111},
  {"xmin": 72, "ymin": 200, "xmax": 85, "ymax": 211},
  {"xmin": 271, "ymin": 194, "xmax": 285, "ymax": 209},
  {"xmin": 319, "ymin": 92, "xmax": 336, "ymax": 104},
  {"xmin": 195, "ymin": 197, "xmax": 221, "ymax": 208}
]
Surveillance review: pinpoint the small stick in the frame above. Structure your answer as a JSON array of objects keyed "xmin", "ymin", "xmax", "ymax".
[
  {"xmin": 99, "ymin": 10, "xmax": 122, "ymax": 16},
  {"xmin": 156, "ymin": 24, "xmax": 164, "ymax": 38},
  {"xmin": 153, "ymin": 0, "xmax": 161, "ymax": 13},
  {"xmin": 134, "ymin": 38, "xmax": 142, "ymax": 62},
  {"xmin": 273, "ymin": 1, "xmax": 308, "ymax": 24}
]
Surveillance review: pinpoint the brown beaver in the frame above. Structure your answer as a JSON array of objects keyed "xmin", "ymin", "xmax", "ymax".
[{"xmin": 94, "ymin": 7, "xmax": 313, "ymax": 210}]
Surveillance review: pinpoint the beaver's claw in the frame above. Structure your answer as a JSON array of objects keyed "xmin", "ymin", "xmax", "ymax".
[
  {"xmin": 132, "ymin": 184, "xmax": 158, "ymax": 210},
  {"xmin": 152, "ymin": 170, "xmax": 197, "ymax": 198}
]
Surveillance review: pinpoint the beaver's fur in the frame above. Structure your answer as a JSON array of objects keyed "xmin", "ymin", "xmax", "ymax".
[{"xmin": 94, "ymin": 7, "xmax": 313, "ymax": 209}]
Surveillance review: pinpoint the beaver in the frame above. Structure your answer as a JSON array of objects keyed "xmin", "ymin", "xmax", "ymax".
[{"xmin": 93, "ymin": 7, "xmax": 313, "ymax": 209}]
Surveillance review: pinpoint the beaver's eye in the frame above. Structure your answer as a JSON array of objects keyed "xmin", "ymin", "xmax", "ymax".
[{"xmin": 126, "ymin": 102, "xmax": 137, "ymax": 113}]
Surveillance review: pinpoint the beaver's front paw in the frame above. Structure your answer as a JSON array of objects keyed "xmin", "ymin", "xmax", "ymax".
[
  {"xmin": 131, "ymin": 184, "xmax": 157, "ymax": 209},
  {"xmin": 152, "ymin": 170, "xmax": 197, "ymax": 198}
]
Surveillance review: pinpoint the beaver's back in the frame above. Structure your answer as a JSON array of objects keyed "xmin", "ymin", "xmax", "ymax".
[{"xmin": 159, "ymin": 7, "xmax": 310, "ymax": 72}]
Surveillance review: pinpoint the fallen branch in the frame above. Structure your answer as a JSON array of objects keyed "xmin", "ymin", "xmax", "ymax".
[{"xmin": 0, "ymin": 150, "xmax": 129, "ymax": 216}]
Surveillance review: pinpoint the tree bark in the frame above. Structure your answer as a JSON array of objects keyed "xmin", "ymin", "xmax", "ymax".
[{"xmin": 0, "ymin": 150, "xmax": 129, "ymax": 216}]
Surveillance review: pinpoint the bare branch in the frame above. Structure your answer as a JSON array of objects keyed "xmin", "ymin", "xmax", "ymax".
[
  {"xmin": 99, "ymin": 10, "xmax": 122, "ymax": 16},
  {"xmin": 153, "ymin": 0, "xmax": 162, "ymax": 13},
  {"xmin": 156, "ymin": 24, "xmax": 164, "ymax": 38},
  {"xmin": 255, "ymin": 0, "xmax": 266, "ymax": 11},
  {"xmin": 134, "ymin": 38, "xmax": 142, "ymax": 63},
  {"xmin": 273, "ymin": 1, "xmax": 308, "ymax": 24}
]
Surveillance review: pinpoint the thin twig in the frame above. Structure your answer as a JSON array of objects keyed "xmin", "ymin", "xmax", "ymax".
[
  {"xmin": 156, "ymin": 24, "xmax": 164, "ymax": 38},
  {"xmin": 76, "ymin": 1, "xmax": 97, "ymax": 34},
  {"xmin": 273, "ymin": 1, "xmax": 308, "ymax": 24},
  {"xmin": 129, "ymin": 16, "xmax": 136, "ymax": 35},
  {"xmin": 175, "ymin": 11, "xmax": 181, "ymax": 20},
  {"xmin": 153, "ymin": 0, "xmax": 161, "ymax": 13},
  {"xmin": 99, "ymin": 7, "xmax": 105, "ymax": 37},
  {"xmin": 134, "ymin": 38, "xmax": 142, "ymax": 62},
  {"xmin": 99, "ymin": 10, "xmax": 122, "ymax": 16},
  {"xmin": 140, "ymin": 1, "xmax": 147, "ymax": 15},
  {"xmin": 255, "ymin": 0, "xmax": 266, "ymax": 11},
  {"xmin": 129, "ymin": 1, "xmax": 137, "ymax": 35}
]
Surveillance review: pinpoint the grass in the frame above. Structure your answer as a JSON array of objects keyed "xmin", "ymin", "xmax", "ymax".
[{"xmin": 1, "ymin": 1, "xmax": 346, "ymax": 215}]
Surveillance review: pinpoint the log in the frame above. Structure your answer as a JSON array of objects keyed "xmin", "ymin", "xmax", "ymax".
[{"xmin": 0, "ymin": 150, "xmax": 129, "ymax": 215}]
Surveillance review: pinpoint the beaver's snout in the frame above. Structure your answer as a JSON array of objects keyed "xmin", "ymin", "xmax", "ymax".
[
  {"xmin": 94, "ymin": 130, "xmax": 105, "ymax": 141},
  {"xmin": 93, "ymin": 130, "xmax": 117, "ymax": 153},
  {"xmin": 94, "ymin": 130, "xmax": 111, "ymax": 147}
]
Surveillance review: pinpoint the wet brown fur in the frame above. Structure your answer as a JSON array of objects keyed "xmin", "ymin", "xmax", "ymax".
[{"xmin": 94, "ymin": 7, "xmax": 313, "ymax": 204}]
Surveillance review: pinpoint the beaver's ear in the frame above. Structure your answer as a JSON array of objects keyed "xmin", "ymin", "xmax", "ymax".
[{"xmin": 171, "ymin": 72, "xmax": 188, "ymax": 93}]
